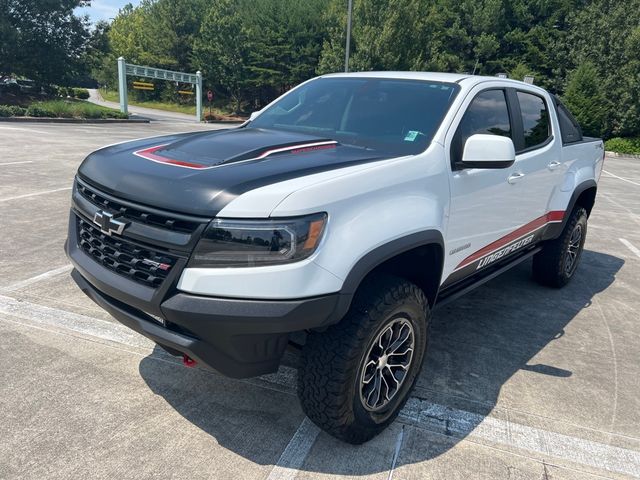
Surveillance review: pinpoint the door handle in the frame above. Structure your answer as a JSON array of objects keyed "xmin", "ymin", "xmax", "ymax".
[
  {"xmin": 507, "ymin": 172, "xmax": 526, "ymax": 184},
  {"xmin": 547, "ymin": 161, "xmax": 562, "ymax": 170}
]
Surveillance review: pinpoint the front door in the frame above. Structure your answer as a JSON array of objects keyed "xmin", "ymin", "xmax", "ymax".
[{"xmin": 442, "ymin": 85, "xmax": 540, "ymax": 286}]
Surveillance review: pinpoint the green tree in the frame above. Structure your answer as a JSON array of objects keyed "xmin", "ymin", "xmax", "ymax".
[
  {"xmin": 193, "ymin": 0, "xmax": 250, "ymax": 113},
  {"xmin": 567, "ymin": 0, "xmax": 640, "ymax": 137},
  {"xmin": 563, "ymin": 62, "xmax": 607, "ymax": 137},
  {"xmin": 0, "ymin": 0, "xmax": 90, "ymax": 85}
]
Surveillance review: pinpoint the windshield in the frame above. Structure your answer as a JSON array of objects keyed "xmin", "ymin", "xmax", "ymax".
[{"xmin": 250, "ymin": 77, "xmax": 459, "ymax": 156}]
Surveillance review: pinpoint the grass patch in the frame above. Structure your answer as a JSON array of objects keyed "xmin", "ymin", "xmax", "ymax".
[
  {"xmin": 0, "ymin": 98, "xmax": 127, "ymax": 119},
  {"xmin": 101, "ymin": 89, "xmax": 197, "ymax": 115},
  {"xmin": 99, "ymin": 88, "xmax": 244, "ymax": 120},
  {"xmin": 605, "ymin": 137, "xmax": 640, "ymax": 155}
]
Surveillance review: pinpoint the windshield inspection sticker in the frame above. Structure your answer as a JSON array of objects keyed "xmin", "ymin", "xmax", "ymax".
[{"xmin": 404, "ymin": 130, "xmax": 420, "ymax": 142}]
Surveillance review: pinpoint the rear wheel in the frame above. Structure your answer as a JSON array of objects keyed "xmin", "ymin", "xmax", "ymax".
[
  {"xmin": 532, "ymin": 207, "xmax": 588, "ymax": 287},
  {"xmin": 297, "ymin": 275, "xmax": 429, "ymax": 444}
]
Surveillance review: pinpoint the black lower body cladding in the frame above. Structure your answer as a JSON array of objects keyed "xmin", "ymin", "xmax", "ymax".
[
  {"xmin": 71, "ymin": 271, "xmax": 340, "ymax": 377},
  {"xmin": 66, "ymin": 209, "xmax": 343, "ymax": 378}
]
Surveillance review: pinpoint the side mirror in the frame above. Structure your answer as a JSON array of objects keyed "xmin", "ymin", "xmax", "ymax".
[{"xmin": 460, "ymin": 134, "xmax": 515, "ymax": 169}]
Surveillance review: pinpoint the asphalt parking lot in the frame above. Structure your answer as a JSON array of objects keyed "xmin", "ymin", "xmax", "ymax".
[{"xmin": 0, "ymin": 120, "xmax": 639, "ymax": 480}]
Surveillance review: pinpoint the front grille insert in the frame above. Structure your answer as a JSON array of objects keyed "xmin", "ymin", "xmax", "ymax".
[
  {"xmin": 77, "ymin": 181, "xmax": 201, "ymax": 234},
  {"xmin": 77, "ymin": 217, "xmax": 179, "ymax": 288}
]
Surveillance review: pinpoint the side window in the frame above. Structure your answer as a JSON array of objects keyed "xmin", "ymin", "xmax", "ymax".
[
  {"xmin": 555, "ymin": 99, "xmax": 583, "ymax": 144},
  {"xmin": 451, "ymin": 89, "xmax": 512, "ymax": 163},
  {"xmin": 516, "ymin": 91, "xmax": 551, "ymax": 150}
]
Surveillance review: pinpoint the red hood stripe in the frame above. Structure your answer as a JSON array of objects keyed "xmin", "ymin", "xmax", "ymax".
[
  {"xmin": 132, "ymin": 140, "xmax": 339, "ymax": 170},
  {"xmin": 133, "ymin": 144, "xmax": 209, "ymax": 169}
]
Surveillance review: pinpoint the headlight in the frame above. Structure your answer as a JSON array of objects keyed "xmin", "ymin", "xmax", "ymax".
[{"xmin": 188, "ymin": 213, "xmax": 327, "ymax": 268}]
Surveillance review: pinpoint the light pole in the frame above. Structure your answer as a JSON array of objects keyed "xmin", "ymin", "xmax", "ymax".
[{"xmin": 344, "ymin": 0, "xmax": 353, "ymax": 72}]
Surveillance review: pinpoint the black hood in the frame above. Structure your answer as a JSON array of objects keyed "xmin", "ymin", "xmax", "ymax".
[{"xmin": 78, "ymin": 127, "xmax": 389, "ymax": 217}]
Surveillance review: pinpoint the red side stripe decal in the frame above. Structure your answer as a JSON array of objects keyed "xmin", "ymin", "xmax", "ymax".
[{"xmin": 455, "ymin": 210, "xmax": 565, "ymax": 270}]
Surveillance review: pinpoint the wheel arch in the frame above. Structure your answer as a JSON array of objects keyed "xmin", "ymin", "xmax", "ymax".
[
  {"xmin": 329, "ymin": 230, "xmax": 445, "ymax": 324},
  {"xmin": 573, "ymin": 183, "xmax": 598, "ymax": 217}
]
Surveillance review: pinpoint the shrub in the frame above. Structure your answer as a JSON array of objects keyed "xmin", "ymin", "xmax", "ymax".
[
  {"xmin": 10, "ymin": 106, "xmax": 26, "ymax": 116},
  {"xmin": 605, "ymin": 137, "xmax": 640, "ymax": 155},
  {"xmin": 25, "ymin": 105, "xmax": 54, "ymax": 117},
  {"xmin": 0, "ymin": 105, "xmax": 28, "ymax": 117},
  {"xmin": 72, "ymin": 88, "xmax": 90, "ymax": 99}
]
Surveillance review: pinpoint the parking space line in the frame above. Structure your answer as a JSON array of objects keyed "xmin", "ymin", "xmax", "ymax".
[
  {"xmin": 265, "ymin": 417, "xmax": 320, "ymax": 480},
  {"xmin": 0, "ymin": 161, "xmax": 33, "ymax": 166},
  {"xmin": 0, "ymin": 294, "xmax": 154, "ymax": 349},
  {"xmin": 1, "ymin": 294, "xmax": 639, "ymax": 478},
  {"xmin": 599, "ymin": 193, "xmax": 640, "ymax": 225},
  {"xmin": 401, "ymin": 398, "xmax": 640, "ymax": 477},
  {"xmin": 0, "ymin": 126, "xmax": 52, "ymax": 135},
  {"xmin": 1, "ymin": 265, "xmax": 72, "ymax": 293},
  {"xmin": 0, "ymin": 186, "xmax": 71, "ymax": 202},
  {"xmin": 602, "ymin": 169, "xmax": 640, "ymax": 187},
  {"xmin": 620, "ymin": 238, "xmax": 640, "ymax": 259}
]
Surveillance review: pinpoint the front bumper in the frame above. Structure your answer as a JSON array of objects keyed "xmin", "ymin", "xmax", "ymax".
[{"xmin": 66, "ymin": 209, "xmax": 343, "ymax": 378}]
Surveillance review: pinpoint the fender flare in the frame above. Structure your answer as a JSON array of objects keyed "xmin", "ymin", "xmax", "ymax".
[
  {"xmin": 326, "ymin": 230, "xmax": 445, "ymax": 325},
  {"xmin": 561, "ymin": 179, "xmax": 597, "ymax": 228},
  {"xmin": 545, "ymin": 179, "xmax": 598, "ymax": 241}
]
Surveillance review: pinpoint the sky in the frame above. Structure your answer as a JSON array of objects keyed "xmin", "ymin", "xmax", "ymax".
[{"xmin": 75, "ymin": 0, "xmax": 141, "ymax": 24}]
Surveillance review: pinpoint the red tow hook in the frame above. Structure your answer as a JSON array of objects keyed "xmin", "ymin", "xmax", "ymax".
[{"xmin": 182, "ymin": 354, "xmax": 197, "ymax": 368}]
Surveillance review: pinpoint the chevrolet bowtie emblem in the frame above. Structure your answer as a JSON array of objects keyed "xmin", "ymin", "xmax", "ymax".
[{"xmin": 93, "ymin": 211, "xmax": 128, "ymax": 236}]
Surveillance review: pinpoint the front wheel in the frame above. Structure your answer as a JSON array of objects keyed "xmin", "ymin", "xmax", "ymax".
[
  {"xmin": 532, "ymin": 207, "xmax": 588, "ymax": 288},
  {"xmin": 297, "ymin": 275, "xmax": 429, "ymax": 444}
]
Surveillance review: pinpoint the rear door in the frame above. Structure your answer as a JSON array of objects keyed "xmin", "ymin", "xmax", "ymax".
[{"xmin": 509, "ymin": 89, "xmax": 563, "ymax": 219}]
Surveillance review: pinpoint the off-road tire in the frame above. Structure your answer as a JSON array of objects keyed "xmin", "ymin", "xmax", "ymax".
[
  {"xmin": 297, "ymin": 275, "xmax": 429, "ymax": 444},
  {"xmin": 532, "ymin": 207, "xmax": 588, "ymax": 288}
]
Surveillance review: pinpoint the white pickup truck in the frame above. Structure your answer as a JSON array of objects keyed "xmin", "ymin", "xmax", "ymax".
[{"xmin": 66, "ymin": 72, "xmax": 604, "ymax": 443}]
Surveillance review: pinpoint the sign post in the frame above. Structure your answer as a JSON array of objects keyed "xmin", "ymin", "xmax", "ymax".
[
  {"xmin": 207, "ymin": 90, "xmax": 213, "ymax": 117},
  {"xmin": 117, "ymin": 57, "xmax": 128, "ymax": 116},
  {"xmin": 196, "ymin": 70, "xmax": 202, "ymax": 122},
  {"xmin": 116, "ymin": 57, "xmax": 203, "ymax": 122}
]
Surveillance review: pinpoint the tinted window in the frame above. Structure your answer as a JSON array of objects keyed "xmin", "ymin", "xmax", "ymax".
[
  {"xmin": 452, "ymin": 89, "xmax": 511, "ymax": 162},
  {"xmin": 555, "ymin": 99, "xmax": 582, "ymax": 144},
  {"xmin": 517, "ymin": 92, "xmax": 551, "ymax": 150},
  {"xmin": 250, "ymin": 78, "xmax": 459, "ymax": 156}
]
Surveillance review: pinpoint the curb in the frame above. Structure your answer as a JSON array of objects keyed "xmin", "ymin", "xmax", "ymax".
[
  {"xmin": 0, "ymin": 117, "xmax": 149, "ymax": 124},
  {"xmin": 204, "ymin": 119, "xmax": 245, "ymax": 124},
  {"xmin": 605, "ymin": 150, "xmax": 640, "ymax": 159}
]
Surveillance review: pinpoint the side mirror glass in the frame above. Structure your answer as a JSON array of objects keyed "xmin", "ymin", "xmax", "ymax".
[{"xmin": 460, "ymin": 134, "xmax": 515, "ymax": 169}]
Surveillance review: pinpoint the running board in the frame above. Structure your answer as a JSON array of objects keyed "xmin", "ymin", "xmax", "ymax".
[{"xmin": 434, "ymin": 246, "xmax": 542, "ymax": 310}]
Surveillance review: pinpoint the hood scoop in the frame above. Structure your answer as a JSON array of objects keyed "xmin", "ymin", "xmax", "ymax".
[{"xmin": 133, "ymin": 128, "xmax": 338, "ymax": 170}]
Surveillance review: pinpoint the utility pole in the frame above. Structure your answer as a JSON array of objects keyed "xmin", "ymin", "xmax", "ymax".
[{"xmin": 344, "ymin": 0, "xmax": 353, "ymax": 72}]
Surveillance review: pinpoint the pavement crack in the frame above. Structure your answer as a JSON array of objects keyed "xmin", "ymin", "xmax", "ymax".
[{"xmin": 387, "ymin": 425, "xmax": 405, "ymax": 480}]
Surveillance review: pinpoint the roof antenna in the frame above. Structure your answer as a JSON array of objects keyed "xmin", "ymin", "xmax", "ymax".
[{"xmin": 471, "ymin": 58, "xmax": 479, "ymax": 75}]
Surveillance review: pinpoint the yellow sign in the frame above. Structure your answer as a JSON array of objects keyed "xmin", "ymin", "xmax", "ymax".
[
  {"xmin": 178, "ymin": 90, "xmax": 194, "ymax": 95},
  {"xmin": 133, "ymin": 81, "xmax": 154, "ymax": 90}
]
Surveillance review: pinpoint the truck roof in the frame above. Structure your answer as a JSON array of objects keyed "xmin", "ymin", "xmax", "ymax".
[{"xmin": 322, "ymin": 71, "xmax": 545, "ymax": 91}]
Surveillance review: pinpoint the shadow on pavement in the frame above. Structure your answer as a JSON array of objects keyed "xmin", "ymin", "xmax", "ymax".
[{"xmin": 139, "ymin": 249, "xmax": 623, "ymax": 474}]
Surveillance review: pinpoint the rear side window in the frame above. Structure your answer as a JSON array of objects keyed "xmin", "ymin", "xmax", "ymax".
[
  {"xmin": 516, "ymin": 91, "xmax": 551, "ymax": 150},
  {"xmin": 555, "ymin": 100, "xmax": 583, "ymax": 144},
  {"xmin": 452, "ymin": 89, "xmax": 512, "ymax": 162}
]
